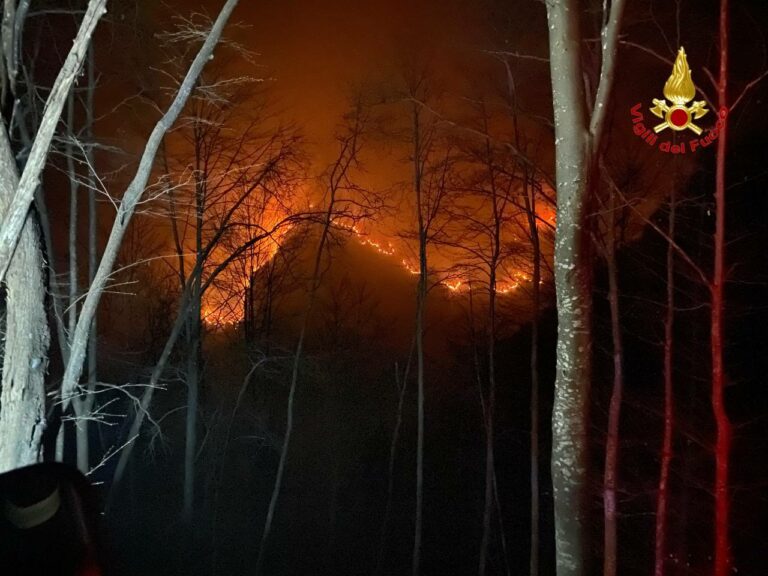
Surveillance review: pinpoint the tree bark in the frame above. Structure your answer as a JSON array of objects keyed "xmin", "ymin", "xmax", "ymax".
[
  {"xmin": 0, "ymin": 131, "xmax": 50, "ymax": 473},
  {"xmin": 654, "ymin": 181, "xmax": 676, "ymax": 576},
  {"xmin": 375, "ymin": 350, "xmax": 412, "ymax": 576},
  {"xmin": 524, "ymin": 171, "xmax": 542, "ymax": 576},
  {"xmin": 603, "ymin": 190, "xmax": 624, "ymax": 576},
  {"xmin": 479, "ymin": 135, "xmax": 501, "ymax": 576},
  {"xmin": 712, "ymin": 1, "xmax": 732, "ymax": 573},
  {"xmin": 545, "ymin": 3, "xmax": 593, "ymax": 574},
  {"xmin": 412, "ymin": 101, "xmax": 427, "ymax": 576},
  {"xmin": 544, "ymin": 1, "xmax": 626, "ymax": 573}
]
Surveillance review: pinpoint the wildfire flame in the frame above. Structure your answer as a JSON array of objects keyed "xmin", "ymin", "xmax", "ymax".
[
  {"xmin": 663, "ymin": 47, "xmax": 696, "ymax": 105},
  {"xmin": 203, "ymin": 209, "xmax": 554, "ymax": 327}
]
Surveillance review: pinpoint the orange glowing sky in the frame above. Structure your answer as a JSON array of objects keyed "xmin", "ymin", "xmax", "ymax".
[{"xmin": 151, "ymin": 0, "xmax": 557, "ymax": 326}]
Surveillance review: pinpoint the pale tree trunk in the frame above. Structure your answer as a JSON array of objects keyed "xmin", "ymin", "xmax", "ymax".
[
  {"xmin": 712, "ymin": 1, "xmax": 732, "ymax": 573},
  {"xmin": 603, "ymin": 189, "xmax": 624, "ymax": 576},
  {"xmin": 544, "ymin": 1, "xmax": 626, "ymax": 575},
  {"xmin": 62, "ymin": 45, "xmax": 98, "ymax": 474},
  {"xmin": 654, "ymin": 182, "xmax": 675, "ymax": 576},
  {"xmin": 0, "ymin": 0, "xmax": 107, "ymax": 283},
  {"xmin": 65, "ymin": 88, "xmax": 93, "ymax": 474},
  {"xmin": 546, "ymin": 4, "xmax": 594, "ymax": 573},
  {"xmin": 85, "ymin": 44, "xmax": 98, "ymax": 471},
  {"xmin": 0, "ymin": 131, "xmax": 50, "ymax": 473}
]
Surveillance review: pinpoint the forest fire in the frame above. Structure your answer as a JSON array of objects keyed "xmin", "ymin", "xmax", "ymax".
[
  {"xmin": 0, "ymin": 2, "xmax": 765, "ymax": 576},
  {"xmin": 200, "ymin": 214, "xmax": 546, "ymax": 327}
]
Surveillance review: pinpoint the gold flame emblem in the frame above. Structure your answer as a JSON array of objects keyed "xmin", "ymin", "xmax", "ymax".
[{"xmin": 650, "ymin": 47, "xmax": 708, "ymax": 134}]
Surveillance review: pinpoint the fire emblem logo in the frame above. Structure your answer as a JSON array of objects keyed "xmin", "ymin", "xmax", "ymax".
[{"xmin": 650, "ymin": 47, "xmax": 708, "ymax": 135}]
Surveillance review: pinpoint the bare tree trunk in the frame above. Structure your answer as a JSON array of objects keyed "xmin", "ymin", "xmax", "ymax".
[
  {"xmin": 524, "ymin": 172, "xmax": 542, "ymax": 576},
  {"xmin": 412, "ymin": 101, "xmax": 427, "ymax": 576},
  {"xmin": 183, "ymin": 164, "xmax": 205, "ymax": 521},
  {"xmin": 254, "ymin": 208, "xmax": 331, "ymax": 576},
  {"xmin": 85, "ymin": 44, "xmax": 98, "ymax": 469},
  {"xmin": 478, "ymin": 275, "xmax": 497, "ymax": 576},
  {"xmin": 544, "ymin": 2, "xmax": 626, "ymax": 573},
  {"xmin": 183, "ymin": 295, "xmax": 201, "ymax": 521},
  {"xmin": 375, "ymin": 347, "xmax": 413, "ymax": 576},
  {"xmin": 479, "ymin": 135, "xmax": 501, "ymax": 576},
  {"xmin": 111, "ymin": 215, "xmax": 294, "ymax": 489},
  {"xmin": 65, "ymin": 88, "xmax": 93, "ymax": 474},
  {"xmin": 0, "ymin": 132, "xmax": 50, "ymax": 473},
  {"xmin": 712, "ymin": 1, "xmax": 732, "ymax": 573},
  {"xmin": 546, "ymin": 4, "xmax": 594, "ymax": 573},
  {"xmin": 603, "ymin": 191, "xmax": 624, "ymax": 576},
  {"xmin": 469, "ymin": 283, "xmax": 511, "ymax": 576},
  {"xmin": 654, "ymin": 183, "xmax": 676, "ymax": 576}
]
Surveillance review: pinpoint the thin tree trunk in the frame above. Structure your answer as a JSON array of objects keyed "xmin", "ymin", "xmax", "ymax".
[
  {"xmin": 183, "ymin": 163, "xmax": 205, "ymax": 522},
  {"xmin": 654, "ymin": 181, "xmax": 676, "ymax": 576},
  {"xmin": 524, "ymin": 171, "xmax": 542, "ymax": 576},
  {"xmin": 603, "ymin": 191, "xmax": 624, "ymax": 576},
  {"xmin": 183, "ymin": 298, "xmax": 201, "ymax": 521},
  {"xmin": 254, "ymin": 213, "xmax": 332, "ymax": 576},
  {"xmin": 254, "ymin": 119, "xmax": 360, "ymax": 573},
  {"xmin": 111, "ymin": 286, "xmax": 191, "ymax": 487},
  {"xmin": 375, "ymin": 345, "xmax": 414, "ymax": 576},
  {"xmin": 469, "ymin": 283, "xmax": 511, "ymax": 576},
  {"xmin": 65, "ymin": 88, "xmax": 92, "ymax": 474},
  {"xmin": 712, "ymin": 1, "xmax": 732, "ymax": 573},
  {"xmin": 85, "ymin": 44, "xmax": 98, "ymax": 467},
  {"xmin": 479, "ymin": 135, "xmax": 501, "ymax": 576},
  {"xmin": 478, "ymin": 282, "xmax": 496, "ymax": 576},
  {"xmin": 412, "ymin": 102, "xmax": 427, "ymax": 576}
]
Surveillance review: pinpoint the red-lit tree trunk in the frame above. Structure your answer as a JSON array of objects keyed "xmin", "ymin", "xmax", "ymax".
[
  {"xmin": 654, "ymin": 186, "xmax": 676, "ymax": 576},
  {"xmin": 712, "ymin": 1, "xmax": 732, "ymax": 574},
  {"xmin": 602, "ymin": 189, "xmax": 624, "ymax": 576}
]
